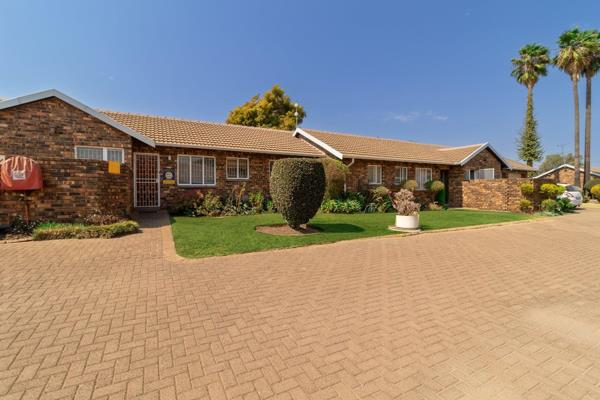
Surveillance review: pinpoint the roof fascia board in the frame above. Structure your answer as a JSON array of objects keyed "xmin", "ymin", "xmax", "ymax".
[
  {"xmin": 459, "ymin": 142, "xmax": 511, "ymax": 169},
  {"xmin": 155, "ymin": 142, "xmax": 324, "ymax": 157},
  {"xmin": 533, "ymin": 164, "xmax": 600, "ymax": 179},
  {"xmin": 0, "ymin": 89, "xmax": 156, "ymax": 147},
  {"xmin": 294, "ymin": 128, "xmax": 344, "ymax": 159}
]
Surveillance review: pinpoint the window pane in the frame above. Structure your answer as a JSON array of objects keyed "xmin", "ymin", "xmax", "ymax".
[
  {"xmin": 191, "ymin": 157, "xmax": 204, "ymax": 184},
  {"xmin": 204, "ymin": 157, "xmax": 215, "ymax": 185},
  {"xmin": 106, "ymin": 148, "xmax": 123, "ymax": 163},
  {"xmin": 238, "ymin": 159, "xmax": 249, "ymax": 178},
  {"xmin": 178, "ymin": 156, "xmax": 190, "ymax": 184},
  {"xmin": 394, "ymin": 167, "xmax": 407, "ymax": 184},
  {"xmin": 226, "ymin": 158, "xmax": 238, "ymax": 178},
  {"xmin": 416, "ymin": 168, "xmax": 431, "ymax": 189},
  {"xmin": 76, "ymin": 147, "xmax": 103, "ymax": 160},
  {"xmin": 368, "ymin": 166, "xmax": 375, "ymax": 183}
]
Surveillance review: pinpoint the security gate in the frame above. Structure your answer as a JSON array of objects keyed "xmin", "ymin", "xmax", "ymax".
[{"xmin": 134, "ymin": 153, "xmax": 160, "ymax": 208}]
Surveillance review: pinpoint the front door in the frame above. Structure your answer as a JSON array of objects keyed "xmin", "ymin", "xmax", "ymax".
[{"xmin": 134, "ymin": 153, "xmax": 160, "ymax": 208}]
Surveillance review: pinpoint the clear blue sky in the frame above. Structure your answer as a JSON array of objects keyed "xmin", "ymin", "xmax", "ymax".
[{"xmin": 1, "ymin": 1, "xmax": 599, "ymax": 165}]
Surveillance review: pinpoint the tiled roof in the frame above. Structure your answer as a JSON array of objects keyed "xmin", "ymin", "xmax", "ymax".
[
  {"xmin": 505, "ymin": 159, "xmax": 537, "ymax": 172},
  {"xmin": 101, "ymin": 111, "xmax": 325, "ymax": 157},
  {"xmin": 300, "ymin": 128, "xmax": 486, "ymax": 165}
]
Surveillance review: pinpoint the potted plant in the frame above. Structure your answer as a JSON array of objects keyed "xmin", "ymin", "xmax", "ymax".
[{"xmin": 392, "ymin": 189, "xmax": 421, "ymax": 230}]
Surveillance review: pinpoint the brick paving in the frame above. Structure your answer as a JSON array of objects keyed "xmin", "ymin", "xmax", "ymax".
[{"xmin": 1, "ymin": 209, "xmax": 600, "ymax": 399}]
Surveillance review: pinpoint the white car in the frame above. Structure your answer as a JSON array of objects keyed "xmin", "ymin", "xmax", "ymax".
[{"xmin": 557, "ymin": 184, "xmax": 583, "ymax": 207}]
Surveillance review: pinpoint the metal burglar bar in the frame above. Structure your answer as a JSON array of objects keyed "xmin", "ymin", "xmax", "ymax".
[{"xmin": 134, "ymin": 153, "xmax": 160, "ymax": 208}]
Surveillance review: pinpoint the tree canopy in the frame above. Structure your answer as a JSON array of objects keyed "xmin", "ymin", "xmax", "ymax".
[
  {"xmin": 538, "ymin": 153, "xmax": 579, "ymax": 173},
  {"xmin": 226, "ymin": 85, "xmax": 306, "ymax": 131},
  {"xmin": 511, "ymin": 43, "xmax": 550, "ymax": 89}
]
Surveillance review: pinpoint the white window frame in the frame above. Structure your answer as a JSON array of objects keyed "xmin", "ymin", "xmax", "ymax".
[
  {"xmin": 465, "ymin": 168, "xmax": 495, "ymax": 180},
  {"xmin": 394, "ymin": 166, "xmax": 408, "ymax": 185},
  {"xmin": 226, "ymin": 157, "xmax": 250, "ymax": 180},
  {"xmin": 367, "ymin": 165, "xmax": 382, "ymax": 185},
  {"xmin": 177, "ymin": 154, "xmax": 217, "ymax": 187},
  {"xmin": 74, "ymin": 146, "xmax": 125, "ymax": 163},
  {"xmin": 416, "ymin": 167, "xmax": 433, "ymax": 190}
]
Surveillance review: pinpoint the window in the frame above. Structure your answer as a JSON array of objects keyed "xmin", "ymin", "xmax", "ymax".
[
  {"xmin": 416, "ymin": 167, "xmax": 432, "ymax": 190},
  {"xmin": 226, "ymin": 157, "xmax": 249, "ymax": 180},
  {"xmin": 75, "ymin": 146, "xmax": 124, "ymax": 163},
  {"xmin": 465, "ymin": 168, "xmax": 495, "ymax": 180},
  {"xmin": 177, "ymin": 155, "xmax": 216, "ymax": 186},
  {"xmin": 394, "ymin": 167, "xmax": 408, "ymax": 185},
  {"xmin": 367, "ymin": 165, "xmax": 382, "ymax": 185}
]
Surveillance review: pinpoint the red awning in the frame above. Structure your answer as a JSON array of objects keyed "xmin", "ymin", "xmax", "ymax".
[{"xmin": 0, "ymin": 156, "xmax": 43, "ymax": 191}]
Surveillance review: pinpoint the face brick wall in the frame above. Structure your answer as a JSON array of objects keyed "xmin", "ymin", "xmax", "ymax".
[
  {"xmin": 447, "ymin": 148, "xmax": 503, "ymax": 207},
  {"xmin": 131, "ymin": 141, "xmax": 321, "ymax": 207},
  {"xmin": 538, "ymin": 168, "xmax": 586, "ymax": 187},
  {"xmin": 461, "ymin": 178, "xmax": 550, "ymax": 212},
  {"xmin": 0, "ymin": 98, "xmax": 133, "ymax": 224}
]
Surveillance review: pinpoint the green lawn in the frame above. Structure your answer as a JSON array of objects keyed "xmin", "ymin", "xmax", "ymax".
[{"xmin": 171, "ymin": 209, "xmax": 532, "ymax": 258}]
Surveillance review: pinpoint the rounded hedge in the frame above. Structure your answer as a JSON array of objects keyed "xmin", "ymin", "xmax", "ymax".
[
  {"xmin": 270, "ymin": 158, "xmax": 326, "ymax": 229},
  {"xmin": 591, "ymin": 184, "xmax": 600, "ymax": 200}
]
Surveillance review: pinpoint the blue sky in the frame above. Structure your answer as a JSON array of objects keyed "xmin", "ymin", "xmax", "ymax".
[{"xmin": 1, "ymin": 0, "xmax": 599, "ymax": 165}]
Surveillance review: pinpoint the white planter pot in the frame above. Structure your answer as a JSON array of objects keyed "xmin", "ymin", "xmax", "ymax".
[{"xmin": 395, "ymin": 214, "xmax": 419, "ymax": 230}]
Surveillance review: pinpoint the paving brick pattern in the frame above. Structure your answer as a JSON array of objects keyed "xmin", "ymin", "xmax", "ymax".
[{"xmin": 2, "ymin": 210, "xmax": 600, "ymax": 399}]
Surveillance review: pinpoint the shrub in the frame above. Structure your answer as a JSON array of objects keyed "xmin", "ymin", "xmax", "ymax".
[
  {"xmin": 392, "ymin": 189, "xmax": 421, "ymax": 216},
  {"xmin": 322, "ymin": 159, "xmax": 350, "ymax": 200},
  {"xmin": 426, "ymin": 180, "xmax": 445, "ymax": 193},
  {"xmin": 520, "ymin": 182, "xmax": 534, "ymax": 196},
  {"xmin": 403, "ymin": 180, "xmax": 418, "ymax": 191},
  {"xmin": 223, "ymin": 184, "xmax": 251, "ymax": 216},
  {"xmin": 592, "ymin": 184, "xmax": 600, "ymax": 201},
  {"xmin": 519, "ymin": 199, "xmax": 533, "ymax": 213},
  {"xmin": 168, "ymin": 190, "xmax": 204, "ymax": 215},
  {"xmin": 32, "ymin": 220, "xmax": 139, "ymax": 240},
  {"xmin": 540, "ymin": 199, "xmax": 560, "ymax": 214},
  {"xmin": 557, "ymin": 198, "xmax": 576, "ymax": 213},
  {"xmin": 540, "ymin": 183, "xmax": 565, "ymax": 199},
  {"xmin": 270, "ymin": 158, "xmax": 326, "ymax": 229},
  {"xmin": 342, "ymin": 191, "xmax": 366, "ymax": 209},
  {"xmin": 368, "ymin": 186, "xmax": 392, "ymax": 213},
  {"xmin": 248, "ymin": 191, "xmax": 265, "ymax": 213},
  {"xmin": 320, "ymin": 199, "xmax": 362, "ymax": 214},
  {"xmin": 8, "ymin": 215, "xmax": 43, "ymax": 235},
  {"xmin": 427, "ymin": 202, "xmax": 443, "ymax": 211},
  {"xmin": 584, "ymin": 179, "xmax": 600, "ymax": 193},
  {"xmin": 82, "ymin": 209, "xmax": 125, "ymax": 225},
  {"xmin": 195, "ymin": 192, "xmax": 223, "ymax": 217}
]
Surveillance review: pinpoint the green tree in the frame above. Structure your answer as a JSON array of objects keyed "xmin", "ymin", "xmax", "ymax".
[
  {"xmin": 511, "ymin": 44, "xmax": 549, "ymax": 166},
  {"xmin": 554, "ymin": 28, "xmax": 595, "ymax": 185},
  {"xmin": 538, "ymin": 153, "xmax": 578, "ymax": 173},
  {"xmin": 226, "ymin": 85, "xmax": 306, "ymax": 131},
  {"xmin": 582, "ymin": 30, "xmax": 600, "ymax": 187}
]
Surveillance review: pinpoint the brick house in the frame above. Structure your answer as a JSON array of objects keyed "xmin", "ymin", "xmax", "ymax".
[
  {"xmin": 533, "ymin": 164, "xmax": 600, "ymax": 187},
  {"xmin": 0, "ymin": 89, "xmax": 534, "ymax": 224}
]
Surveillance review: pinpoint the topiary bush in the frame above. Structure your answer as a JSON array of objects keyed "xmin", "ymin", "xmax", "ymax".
[
  {"xmin": 403, "ymin": 180, "xmax": 418, "ymax": 192},
  {"xmin": 270, "ymin": 158, "xmax": 326, "ymax": 229},
  {"xmin": 321, "ymin": 159, "xmax": 350, "ymax": 200},
  {"xmin": 426, "ymin": 180, "xmax": 445, "ymax": 193},
  {"xmin": 591, "ymin": 184, "xmax": 600, "ymax": 201},
  {"xmin": 520, "ymin": 182, "xmax": 534, "ymax": 196}
]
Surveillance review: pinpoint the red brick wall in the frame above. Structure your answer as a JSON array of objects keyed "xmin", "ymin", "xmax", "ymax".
[
  {"xmin": 131, "ymin": 141, "xmax": 320, "ymax": 207},
  {"xmin": 0, "ymin": 97, "xmax": 133, "ymax": 224}
]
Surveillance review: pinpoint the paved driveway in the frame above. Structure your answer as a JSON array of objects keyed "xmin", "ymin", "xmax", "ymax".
[{"xmin": 1, "ymin": 209, "xmax": 600, "ymax": 400}]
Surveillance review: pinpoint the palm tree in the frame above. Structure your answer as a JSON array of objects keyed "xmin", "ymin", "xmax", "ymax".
[
  {"xmin": 511, "ymin": 44, "xmax": 550, "ymax": 166},
  {"xmin": 582, "ymin": 30, "xmax": 600, "ymax": 187},
  {"xmin": 554, "ymin": 28, "xmax": 594, "ymax": 186}
]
